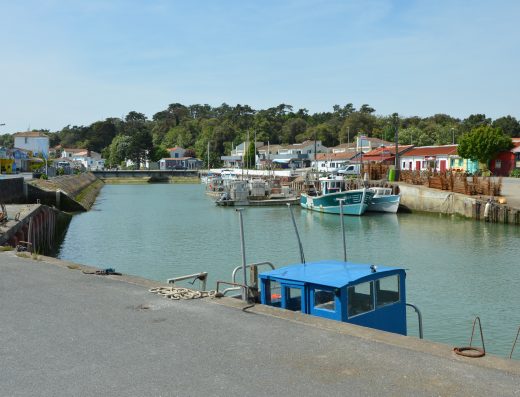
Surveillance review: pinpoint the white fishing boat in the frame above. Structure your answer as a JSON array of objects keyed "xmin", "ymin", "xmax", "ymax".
[{"xmin": 367, "ymin": 187, "xmax": 400, "ymax": 213}]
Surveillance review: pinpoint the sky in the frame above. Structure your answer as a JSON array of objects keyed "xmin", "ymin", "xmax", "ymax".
[{"xmin": 1, "ymin": 0, "xmax": 519, "ymax": 133}]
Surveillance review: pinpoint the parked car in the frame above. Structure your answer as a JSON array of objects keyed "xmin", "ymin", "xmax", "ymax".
[{"xmin": 337, "ymin": 164, "xmax": 361, "ymax": 175}]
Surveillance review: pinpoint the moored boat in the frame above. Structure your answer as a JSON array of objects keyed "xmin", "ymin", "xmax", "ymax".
[
  {"xmin": 300, "ymin": 175, "xmax": 373, "ymax": 216},
  {"xmin": 367, "ymin": 187, "xmax": 400, "ymax": 213}
]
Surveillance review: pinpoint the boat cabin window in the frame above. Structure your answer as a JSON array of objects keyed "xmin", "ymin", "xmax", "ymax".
[
  {"xmin": 269, "ymin": 280, "xmax": 282, "ymax": 307},
  {"xmin": 285, "ymin": 286, "xmax": 303, "ymax": 311},
  {"xmin": 348, "ymin": 281, "xmax": 374, "ymax": 317},
  {"xmin": 375, "ymin": 275, "xmax": 400, "ymax": 308},
  {"xmin": 314, "ymin": 289, "xmax": 335, "ymax": 312}
]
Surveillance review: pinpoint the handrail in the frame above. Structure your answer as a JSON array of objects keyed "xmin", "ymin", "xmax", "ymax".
[
  {"xmin": 231, "ymin": 261, "xmax": 276, "ymax": 284},
  {"xmin": 406, "ymin": 303, "xmax": 423, "ymax": 339},
  {"xmin": 216, "ymin": 280, "xmax": 256, "ymax": 300},
  {"xmin": 469, "ymin": 316, "xmax": 486, "ymax": 353},
  {"xmin": 167, "ymin": 272, "xmax": 208, "ymax": 291}
]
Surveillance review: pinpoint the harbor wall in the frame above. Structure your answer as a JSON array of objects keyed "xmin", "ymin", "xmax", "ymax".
[
  {"xmin": 0, "ymin": 177, "xmax": 24, "ymax": 203},
  {"xmin": 27, "ymin": 173, "xmax": 104, "ymax": 211},
  {"xmin": 399, "ymin": 183, "xmax": 520, "ymax": 224},
  {"xmin": 0, "ymin": 204, "xmax": 71, "ymax": 254}
]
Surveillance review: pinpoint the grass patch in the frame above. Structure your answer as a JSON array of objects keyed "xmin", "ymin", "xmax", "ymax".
[
  {"xmin": 0, "ymin": 246, "xmax": 14, "ymax": 252},
  {"xmin": 15, "ymin": 253, "xmax": 30, "ymax": 258}
]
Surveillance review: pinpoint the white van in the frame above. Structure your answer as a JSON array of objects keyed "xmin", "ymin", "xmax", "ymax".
[{"xmin": 337, "ymin": 164, "xmax": 361, "ymax": 175}]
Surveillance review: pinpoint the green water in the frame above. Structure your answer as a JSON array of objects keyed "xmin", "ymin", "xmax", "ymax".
[{"xmin": 58, "ymin": 184, "xmax": 520, "ymax": 359}]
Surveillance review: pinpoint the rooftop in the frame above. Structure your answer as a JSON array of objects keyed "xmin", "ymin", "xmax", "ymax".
[
  {"xmin": 260, "ymin": 260, "xmax": 403, "ymax": 288},
  {"xmin": 403, "ymin": 145, "xmax": 458, "ymax": 157},
  {"xmin": 13, "ymin": 131, "xmax": 49, "ymax": 138}
]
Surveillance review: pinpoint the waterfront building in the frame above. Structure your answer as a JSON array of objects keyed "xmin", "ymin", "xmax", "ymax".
[
  {"xmin": 399, "ymin": 145, "xmax": 478, "ymax": 173},
  {"xmin": 314, "ymin": 150, "xmax": 358, "ymax": 172},
  {"xmin": 361, "ymin": 145, "xmax": 414, "ymax": 165},
  {"xmin": 167, "ymin": 146, "xmax": 186, "ymax": 158},
  {"xmin": 489, "ymin": 137, "xmax": 520, "ymax": 176},
  {"xmin": 222, "ymin": 140, "xmax": 329, "ymax": 170},
  {"xmin": 159, "ymin": 157, "xmax": 203, "ymax": 170},
  {"xmin": 13, "ymin": 131, "xmax": 49, "ymax": 158},
  {"xmin": 61, "ymin": 148, "xmax": 105, "ymax": 170}
]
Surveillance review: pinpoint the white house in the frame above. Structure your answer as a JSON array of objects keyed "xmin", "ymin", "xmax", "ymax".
[
  {"xmin": 314, "ymin": 150, "xmax": 358, "ymax": 172},
  {"xmin": 399, "ymin": 145, "xmax": 459, "ymax": 172},
  {"xmin": 13, "ymin": 131, "xmax": 49, "ymax": 158},
  {"xmin": 277, "ymin": 140, "xmax": 328, "ymax": 159},
  {"xmin": 62, "ymin": 149, "xmax": 105, "ymax": 170},
  {"xmin": 167, "ymin": 146, "xmax": 186, "ymax": 158}
]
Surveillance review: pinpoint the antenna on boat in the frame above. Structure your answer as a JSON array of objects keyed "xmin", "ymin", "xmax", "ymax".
[
  {"xmin": 286, "ymin": 204, "xmax": 305, "ymax": 264},
  {"xmin": 337, "ymin": 198, "xmax": 348, "ymax": 262},
  {"xmin": 235, "ymin": 208, "xmax": 249, "ymax": 301}
]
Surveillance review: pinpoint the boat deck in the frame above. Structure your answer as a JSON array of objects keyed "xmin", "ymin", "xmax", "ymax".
[{"xmin": 1, "ymin": 252, "xmax": 519, "ymax": 396}]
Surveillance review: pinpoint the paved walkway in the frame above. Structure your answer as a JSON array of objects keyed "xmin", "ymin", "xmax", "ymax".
[
  {"xmin": 500, "ymin": 177, "xmax": 520, "ymax": 208},
  {"xmin": 1, "ymin": 252, "xmax": 519, "ymax": 396}
]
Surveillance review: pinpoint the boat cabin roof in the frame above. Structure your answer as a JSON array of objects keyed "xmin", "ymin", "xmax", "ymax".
[{"xmin": 260, "ymin": 260, "xmax": 404, "ymax": 289}]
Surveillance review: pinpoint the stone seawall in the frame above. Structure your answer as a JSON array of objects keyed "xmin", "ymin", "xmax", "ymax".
[
  {"xmin": 27, "ymin": 173, "xmax": 104, "ymax": 211},
  {"xmin": 399, "ymin": 183, "xmax": 520, "ymax": 225}
]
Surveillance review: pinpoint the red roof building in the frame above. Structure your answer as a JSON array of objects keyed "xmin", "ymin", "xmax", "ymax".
[{"xmin": 490, "ymin": 138, "xmax": 520, "ymax": 176}]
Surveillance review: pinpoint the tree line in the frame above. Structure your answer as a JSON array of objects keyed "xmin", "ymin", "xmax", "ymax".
[{"xmin": 1, "ymin": 103, "xmax": 519, "ymax": 168}]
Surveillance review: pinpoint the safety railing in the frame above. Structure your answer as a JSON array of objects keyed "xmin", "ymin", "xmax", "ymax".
[
  {"xmin": 406, "ymin": 303, "xmax": 423, "ymax": 339},
  {"xmin": 167, "ymin": 272, "xmax": 208, "ymax": 291}
]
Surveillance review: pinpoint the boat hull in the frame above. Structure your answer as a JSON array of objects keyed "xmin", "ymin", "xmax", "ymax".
[
  {"xmin": 367, "ymin": 195, "xmax": 400, "ymax": 213},
  {"xmin": 300, "ymin": 189, "xmax": 373, "ymax": 216}
]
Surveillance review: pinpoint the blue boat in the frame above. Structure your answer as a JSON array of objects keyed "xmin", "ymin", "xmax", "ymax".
[
  {"xmin": 300, "ymin": 175, "xmax": 374, "ymax": 215},
  {"xmin": 259, "ymin": 260, "xmax": 408, "ymax": 335}
]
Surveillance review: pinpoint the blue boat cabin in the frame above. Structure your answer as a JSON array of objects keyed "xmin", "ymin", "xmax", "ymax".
[{"xmin": 259, "ymin": 260, "xmax": 407, "ymax": 335}]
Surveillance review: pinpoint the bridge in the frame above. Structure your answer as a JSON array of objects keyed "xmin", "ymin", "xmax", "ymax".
[{"xmin": 92, "ymin": 169, "xmax": 200, "ymax": 179}]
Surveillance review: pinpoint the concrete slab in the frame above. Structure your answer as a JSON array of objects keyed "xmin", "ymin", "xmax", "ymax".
[{"xmin": 1, "ymin": 252, "xmax": 519, "ymax": 396}]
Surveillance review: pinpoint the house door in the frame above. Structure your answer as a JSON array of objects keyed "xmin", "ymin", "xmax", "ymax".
[
  {"xmin": 440, "ymin": 160, "xmax": 446, "ymax": 172},
  {"xmin": 415, "ymin": 161, "xmax": 421, "ymax": 171}
]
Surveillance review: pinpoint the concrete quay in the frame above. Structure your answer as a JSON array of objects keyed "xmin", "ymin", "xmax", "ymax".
[{"xmin": 1, "ymin": 252, "xmax": 519, "ymax": 396}]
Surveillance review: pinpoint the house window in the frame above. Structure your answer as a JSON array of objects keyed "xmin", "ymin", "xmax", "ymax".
[
  {"xmin": 458, "ymin": 159, "xmax": 463, "ymax": 166},
  {"xmin": 375, "ymin": 275, "xmax": 400, "ymax": 308},
  {"xmin": 314, "ymin": 289, "xmax": 335, "ymax": 311},
  {"xmin": 409, "ymin": 162, "xmax": 412, "ymax": 170},
  {"xmin": 348, "ymin": 281, "xmax": 374, "ymax": 317},
  {"xmin": 495, "ymin": 160, "xmax": 501, "ymax": 169}
]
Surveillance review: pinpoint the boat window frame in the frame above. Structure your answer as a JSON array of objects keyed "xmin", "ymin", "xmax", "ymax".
[
  {"xmin": 375, "ymin": 275, "xmax": 400, "ymax": 309},
  {"xmin": 312, "ymin": 288, "xmax": 336, "ymax": 313},
  {"xmin": 347, "ymin": 281, "xmax": 375, "ymax": 318}
]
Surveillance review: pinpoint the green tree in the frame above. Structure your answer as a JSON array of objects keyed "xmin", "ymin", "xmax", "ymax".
[
  {"xmin": 242, "ymin": 141, "xmax": 256, "ymax": 169},
  {"xmin": 457, "ymin": 125, "xmax": 513, "ymax": 166},
  {"xmin": 492, "ymin": 116, "xmax": 520, "ymax": 137},
  {"xmin": 107, "ymin": 135, "xmax": 132, "ymax": 168},
  {"xmin": 0, "ymin": 133, "xmax": 14, "ymax": 148}
]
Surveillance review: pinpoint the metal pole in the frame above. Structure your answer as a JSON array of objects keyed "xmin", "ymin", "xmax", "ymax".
[
  {"xmin": 337, "ymin": 198, "xmax": 347, "ymax": 262},
  {"xmin": 314, "ymin": 130, "xmax": 317, "ymax": 170},
  {"xmin": 236, "ymin": 208, "xmax": 248, "ymax": 301},
  {"xmin": 287, "ymin": 204, "xmax": 305, "ymax": 264},
  {"xmin": 393, "ymin": 113, "xmax": 400, "ymax": 181},
  {"xmin": 452, "ymin": 128, "xmax": 455, "ymax": 144}
]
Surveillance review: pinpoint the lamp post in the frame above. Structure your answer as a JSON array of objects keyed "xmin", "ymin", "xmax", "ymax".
[
  {"xmin": 392, "ymin": 113, "xmax": 400, "ymax": 180},
  {"xmin": 451, "ymin": 128, "xmax": 455, "ymax": 144}
]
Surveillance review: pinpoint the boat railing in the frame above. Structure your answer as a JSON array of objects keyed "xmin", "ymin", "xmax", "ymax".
[
  {"xmin": 167, "ymin": 272, "xmax": 208, "ymax": 291},
  {"xmin": 216, "ymin": 280, "xmax": 255, "ymax": 299},
  {"xmin": 231, "ymin": 261, "xmax": 276, "ymax": 284},
  {"xmin": 406, "ymin": 303, "xmax": 423, "ymax": 339}
]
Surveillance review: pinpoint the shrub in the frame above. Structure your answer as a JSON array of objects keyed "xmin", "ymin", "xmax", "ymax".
[{"xmin": 510, "ymin": 169, "xmax": 520, "ymax": 178}]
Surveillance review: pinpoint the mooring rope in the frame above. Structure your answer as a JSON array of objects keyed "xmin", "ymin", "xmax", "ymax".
[{"xmin": 149, "ymin": 286, "xmax": 216, "ymax": 300}]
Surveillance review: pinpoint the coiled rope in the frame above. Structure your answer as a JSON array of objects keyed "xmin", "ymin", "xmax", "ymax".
[{"xmin": 149, "ymin": 286, "xmax": 216, "ymax": 300}]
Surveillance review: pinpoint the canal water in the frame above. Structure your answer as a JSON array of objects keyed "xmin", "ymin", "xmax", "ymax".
[{"xmin": 58, "ymin": 184, "xmax": 520, "ymax": 359}]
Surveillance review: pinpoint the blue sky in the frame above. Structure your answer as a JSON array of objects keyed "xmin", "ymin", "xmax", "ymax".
[{"xmin": 1, "ymin": 0, "xmax": 519, "ymax": 133}]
